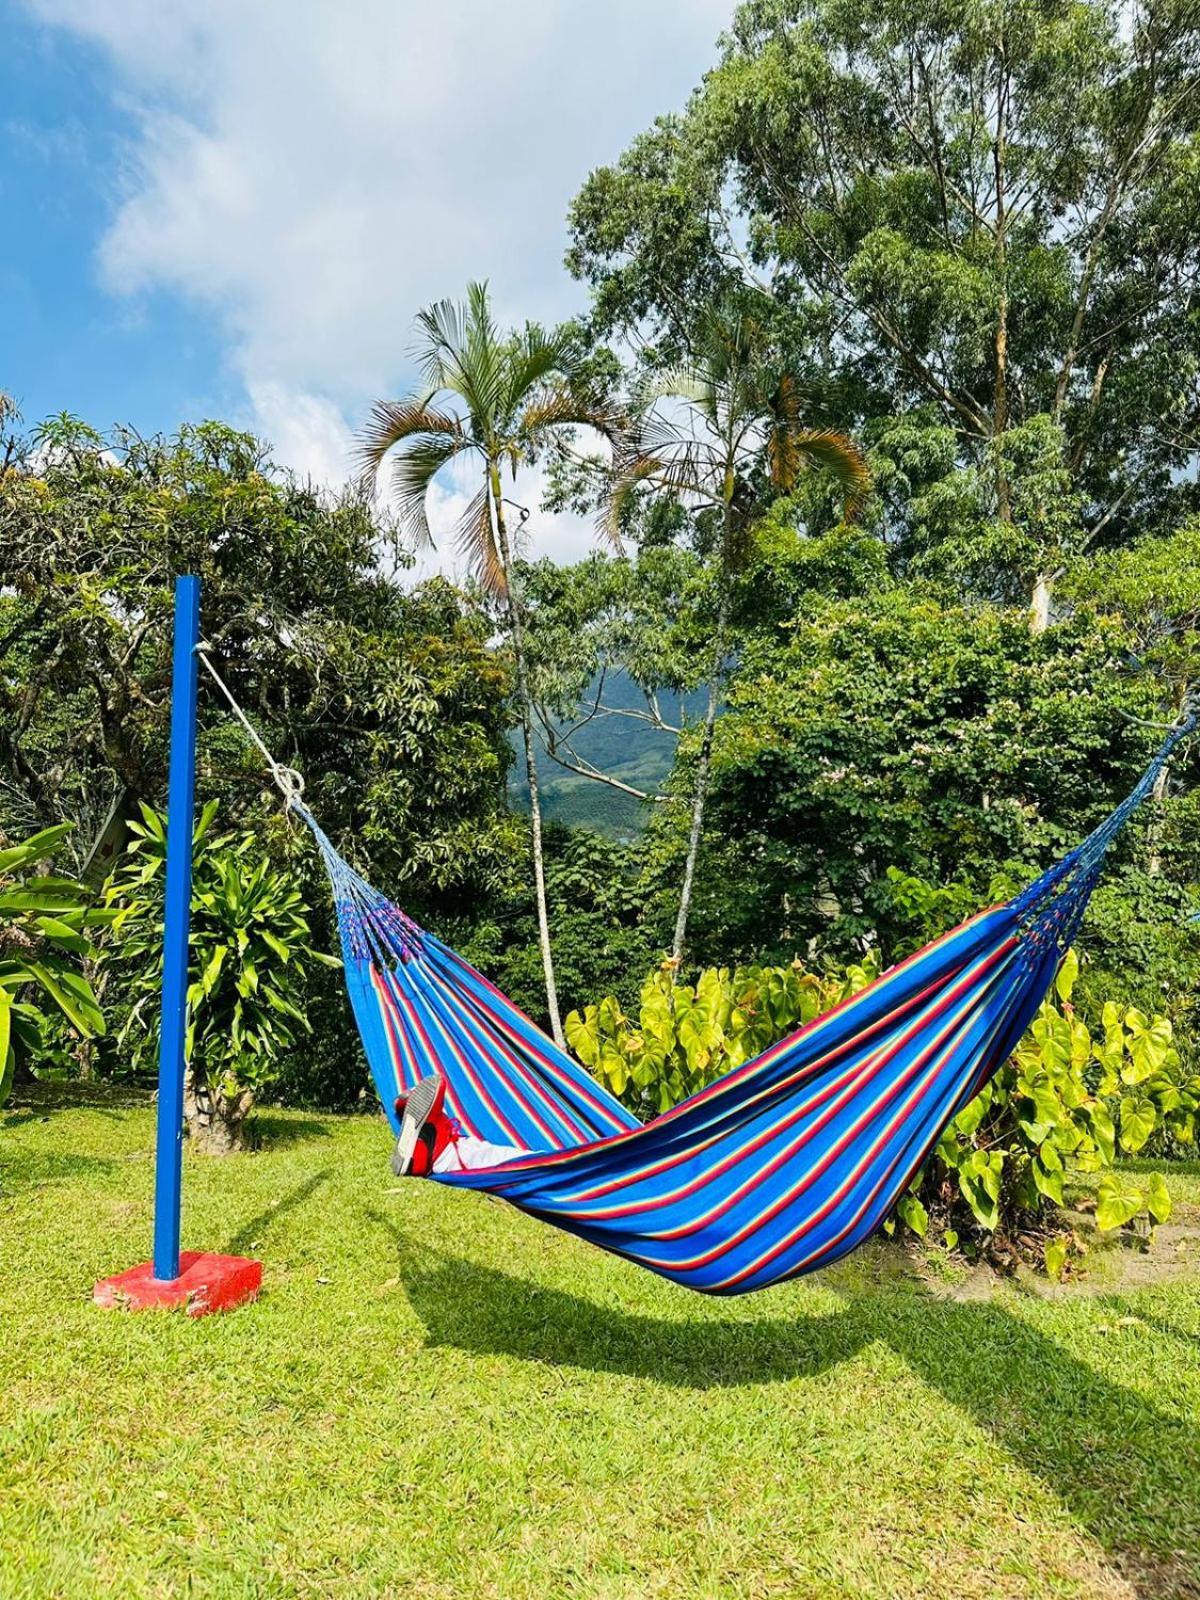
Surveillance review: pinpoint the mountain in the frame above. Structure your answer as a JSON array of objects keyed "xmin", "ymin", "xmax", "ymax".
[{"xmin": 508, "ymin": 672, "xmax": 709, "ymax": 839}]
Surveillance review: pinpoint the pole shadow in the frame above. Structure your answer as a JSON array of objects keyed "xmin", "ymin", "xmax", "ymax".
[{"xmin": 225, "ymin": 1169, "xmax": 330, "ymax": 1255}]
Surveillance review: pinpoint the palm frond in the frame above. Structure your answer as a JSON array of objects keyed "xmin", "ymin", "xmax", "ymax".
[
  {"xmin": 455, "ymin": 482, "xmax": 505, "ymax": 595},
  {"xmin": 502, "ymin": 323, "xmax": 577, "ymax": 419},
  {"xmin": 787, "ymin": 428, "xmax": 873, "ymax": 520},
  {"xmin": 520, "ymin": 382, "xmax": 628, "ymax": 450},
  {"xmin": 632, "ymin": 364, "xmax": 711, "ymax": 415},
  {"xmin": 413, "ymin": 282, "xmax": 507, "ymax": 439},
  {"xmin": 388, "ymin": 432, "xmax": 469, "ymax": 549},
  {"xmin": 356, "ymin": 400, "xmax": 463, "ymax": 487},
  {"xmin": 599, "ymin": 453, "xmax": 664, "ymax": 546}
]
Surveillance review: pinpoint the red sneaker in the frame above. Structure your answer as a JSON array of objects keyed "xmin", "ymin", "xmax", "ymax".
[{"xmin": 390, "ymin": 1076, "xmax": 458, "ymax": 1177}]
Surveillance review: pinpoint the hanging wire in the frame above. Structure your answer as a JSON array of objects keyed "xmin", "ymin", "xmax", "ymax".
[{"xmin": 194, "ymin": 641, "xmax": 305, "ymax": 810}]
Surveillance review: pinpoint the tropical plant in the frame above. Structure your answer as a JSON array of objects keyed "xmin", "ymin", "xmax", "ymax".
[
  {"xmin": 922, "ymin": 949, "xmax": 1192, "ymax": 1275},
  {"xmin": 606, "ymin": 301, "xmax": 869, "ymax": 964},
  {"xmin": 567, "ymin": 948, "xmax": 1193, "ymax": 1271},
  {"xmin": 0, "ymin": 412, "xmax": 518, "ymax": 1097},
  {"xmin": 658, "ymin": 579, "xmax": 1200, "ymax": 1002},
  {"xmin": 103, "ymin": 804, "xmax": 337, "ymax": 1153},
  {"xmin": 0, "ymin": 824, "xmax": 108, "ymax": 1105},
  {"xmin": 357, "ymin": 281, "xmax": 623, "ymax": 1046},
  {"xmin": 567, "ymin": 952, "xmax": 878, "ymax": 1118}
]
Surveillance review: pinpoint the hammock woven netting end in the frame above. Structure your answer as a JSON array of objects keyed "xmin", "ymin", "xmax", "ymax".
[{"xmin": 296, "ymin": 714, "xmax": 1194, "ymax": 1296}]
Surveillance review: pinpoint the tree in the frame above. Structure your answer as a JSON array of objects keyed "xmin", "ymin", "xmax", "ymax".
[
  {"xmin": 0, "ymin": 411, "xmax": 516, "ymax": 902},
  {"xmin": 606, "ymin": 302, "xmax": 869, "ymax": 963},
  {"xmin": 514, "ymin": 547, "xmax": 711, "ymax": 816},
  {"xmin": 568, "ymin": 0, "xmax": 1200, "ymax": 624},
  {"xmin": 104, "ymin": 804, "xmax": 337, "ymax": 1153},
  {"xmin": 0, "ymin": 824, "xmax": 109, "ymax": 1104},
  {"xmin": 660, "ymin": 563, "xmax": 1200, "ymax": 1024},
  {"xmin": 357, "ymin": 282, "xmax": 621, "ymax": 1046},
  {"xmin": 0, "ymin": 411, "xmax": 518, "ymax": 1102}
]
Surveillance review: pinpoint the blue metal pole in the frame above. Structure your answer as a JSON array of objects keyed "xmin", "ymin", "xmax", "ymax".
[{"xmin": 152, "ymin": 575, "xmax": 200, "ymax": 1282}]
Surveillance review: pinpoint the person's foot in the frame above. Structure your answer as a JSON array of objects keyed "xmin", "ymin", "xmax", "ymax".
[{"xmin": 391, "ymin": 1075, "xmax": 448, "ymax": 1177}]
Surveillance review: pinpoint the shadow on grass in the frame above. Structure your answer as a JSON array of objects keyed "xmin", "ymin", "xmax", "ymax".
[
  {"xmin": 4, "ymin": 1081, "xmax": 154, "ymax": 1122},
  {"xmin": 0, "ymin": 1148, "xmax": 121, "ymax": 1197},
  {"xmin": 390, "ymin": 1236, "xmax": 1200, "ymax": 1599},
  {"xmin": 246, "ymin": 1114, "xmax": 333, "ymax": 1150},
  {"xmin": 226, "ymin": 1169, "xmax": 331, "ymax": 1255}
]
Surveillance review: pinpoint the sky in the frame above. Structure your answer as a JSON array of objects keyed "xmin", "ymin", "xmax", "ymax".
[{"xmin": 2, "ymin": 0, "xmax": 731, "ymax": 572}]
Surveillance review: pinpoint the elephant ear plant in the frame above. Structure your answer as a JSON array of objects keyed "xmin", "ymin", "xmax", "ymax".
[
  {"xmin": 105, "ymin": 803, "xmax": 339, "ymax": 1154},
  {"xmin": 0, "ymin": 824, "xmax": 109, "ymax": 1106}
]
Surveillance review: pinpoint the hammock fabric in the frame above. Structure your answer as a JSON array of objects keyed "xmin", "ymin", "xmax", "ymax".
[{"xmin": 299, "ymin": 716, "xmax": 1193, "ymax": 1296}]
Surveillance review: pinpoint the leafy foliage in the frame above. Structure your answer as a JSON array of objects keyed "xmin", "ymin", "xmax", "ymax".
[
  {"xmin": 102, "ymin": 804, "xmax": 337, "ymax": 1149},
  {"xmin": 567, "ymin": 948, "xmax": 1193, "ymax": 1266},
  {"xmin": 567, "ymin": 953, "xmax": 878, "ymax": 1119},
  {"xmin": 0, "ymin": 825, "xmax": 109, "ymax": 1104},
  {"xmin": 925, "ymin": 950, "xmax": 1189, "ymax": 1265},
  {"xmin": 568, "ymin": 0, "xmax": 1200, "ymax": 590},
  {"xmin": 458, "ymin": 825, "xmax": 657, "ymax": 1027},
  {"xmin": 646, "ymin": 581, "xmax": 1200, "ymax": 1000},
  {"xmin": 0, "ymin": 413, "xmax": 517, "ymax": 907}
]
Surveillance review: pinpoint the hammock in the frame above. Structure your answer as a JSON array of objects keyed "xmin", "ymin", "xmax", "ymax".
[{"xmin": 295, "ymin": 714, "xmax": 1194, "ymax": 1296}]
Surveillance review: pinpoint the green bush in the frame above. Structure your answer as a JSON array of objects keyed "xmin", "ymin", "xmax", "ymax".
[
  {"xmin": 102, "ymin": 804, "xmax": 338, "ymax": 1151},
  {"xmin": 567, "ymin": 955, "xmax": 879, "ymax": 1117},
  {"xmin": 567, "ymin": 948, "xmax": 1195, "ymax": 1271},
  {"xmin": 0, "ymin": 824, "xmax": 110, "ymax": 1104},
  {"xmin": 924, "ymin": 950, "xmax": 1194, "ymax": 1272}
]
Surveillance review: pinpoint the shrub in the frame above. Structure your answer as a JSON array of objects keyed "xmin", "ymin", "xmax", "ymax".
[
  {"xmin": 567, "ymin": 955, "xmax": 878, "ymax": 1118},
  {"xmin": 0, "ymin": 824, "xmax": 109, "ymax": 1104},
  {"xmin": 923, "ymin": 949, "xmax": 1194, "ymax": 1273},
  {"xmin": 103, "ymin": 804, "xmax": 338, "ymax": 1152},
  {"xmin": 567, "ymin": 948, "xmax": 1194, "ymax": 1271}
]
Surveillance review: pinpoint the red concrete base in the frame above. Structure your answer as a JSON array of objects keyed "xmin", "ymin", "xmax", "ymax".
[{"xmin": 94, "ymin": 1252, "xmax": 263, "ymax": 1318}]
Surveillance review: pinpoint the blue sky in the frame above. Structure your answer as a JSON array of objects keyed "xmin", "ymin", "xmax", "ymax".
[
  {"xmin": 3, "ymin": 10, "xmax": 236, "ymax": 433},
  {"xmin": 3, "ymin": 0, "xmax": 731, "ymax": 567}
]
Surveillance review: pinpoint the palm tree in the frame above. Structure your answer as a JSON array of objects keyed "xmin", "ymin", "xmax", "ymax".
[
  {"xmin": 358, "ymin": 283, "xmax": 620, "ymax": 1046},
  {"xmin": 607, "ymin": 307, "xmax": 871, "ymax": 967}
]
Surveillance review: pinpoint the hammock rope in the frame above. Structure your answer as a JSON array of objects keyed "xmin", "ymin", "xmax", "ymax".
[{"xmin": 196, "ymin": 645, "xmax": 1198, "ymax": 1295}]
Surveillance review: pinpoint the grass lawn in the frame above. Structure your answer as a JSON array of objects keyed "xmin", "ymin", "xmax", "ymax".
[{"xmin": 3, "ymin": 1089, "xmax": 1200, "ymax": 1599}]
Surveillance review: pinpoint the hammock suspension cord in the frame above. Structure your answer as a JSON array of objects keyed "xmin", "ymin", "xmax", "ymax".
[{"xmin": 194, "ymin": 642, "xmax": 306, "ymax": 810}]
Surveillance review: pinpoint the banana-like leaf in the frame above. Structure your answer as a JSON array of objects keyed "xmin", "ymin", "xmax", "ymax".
[
  {"xmin": 25, "ymin": 961, "xmax": 105, "ymax": 1037},
  {"xmin": 0, "ymin": 823, "xmax": 75, "ymax": 875}
]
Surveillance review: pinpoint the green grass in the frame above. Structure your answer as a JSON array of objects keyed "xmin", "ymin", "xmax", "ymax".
[{"xmin": 3, "ymin": 1091, "xmax": 1200, "ymax": 1599}]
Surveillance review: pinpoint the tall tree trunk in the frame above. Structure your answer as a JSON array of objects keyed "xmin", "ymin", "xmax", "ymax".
[
  {"xmin": 491, "ymin": 469, "xmax": 564, "ymax": 1047},
  {"xmin": 671, "ymin": 575, "xmax": 730, "ymax": 968},
  {"xmin": 1029, "ymin": 570, "xmax": 1054, "ymax": 634},
  {"xmin": 1147, "ymin": 759, "xmax": 1169, "ymax": 877},
  {"xmin": 670, "ymin": 665, "xmax": 720, "ymax": 968}
]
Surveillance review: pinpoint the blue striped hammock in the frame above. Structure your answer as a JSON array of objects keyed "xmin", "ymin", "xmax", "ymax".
[{"xmin": 298, "ymin": 717, "xmax": 1192, "ymax": 1296}]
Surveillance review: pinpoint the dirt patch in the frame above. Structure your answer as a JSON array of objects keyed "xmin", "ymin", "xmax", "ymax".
[{"xmin": 912, "ymin": 1212, "xmax": 1200, "ymax": 1302}]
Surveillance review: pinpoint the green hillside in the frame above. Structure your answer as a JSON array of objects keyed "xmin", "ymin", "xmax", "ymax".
[{"xmin": 509, "ymin": 673, "xmax": 709, "ymax": 838}]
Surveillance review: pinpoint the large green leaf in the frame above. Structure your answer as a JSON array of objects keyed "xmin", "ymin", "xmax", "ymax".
[
  {"xmin": 0, "ymin": 881, "xmax": 91, "ymax": 914},
  {"xmin": 1118, "ymin": 1094, "xmax": 1156, "ymax": 1154},
  {"xmin": 1095, "ymin": 1174, "xmax": 1145, "ymax": 1232},
  {"xmin": 0, "ymin": 823, "xmax": 75, "ymax": 875},
  {"xmin": 25, "ymin": 962, "xmax": 105, "ymax": 1037}
]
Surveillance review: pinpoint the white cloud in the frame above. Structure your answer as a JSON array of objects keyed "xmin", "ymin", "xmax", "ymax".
[
  {"xmin": 245, "ymin": 380, "xmax": 357, "ymax": 488},
  {"xmin": 24, "ymin": 0, "xmax": 730, "ymax": 536}
]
